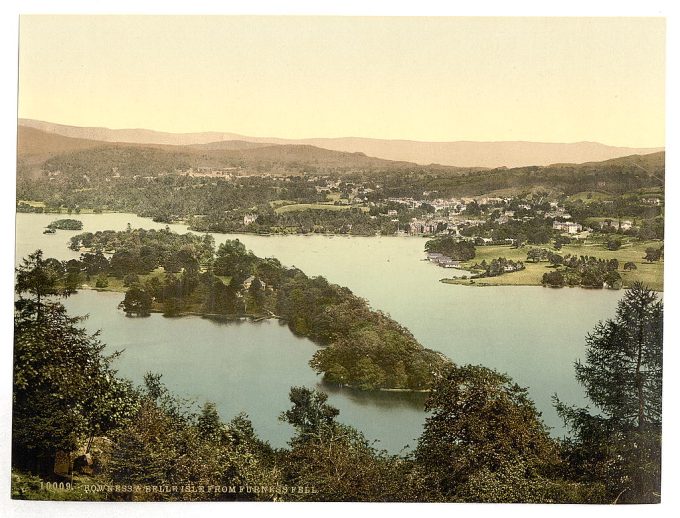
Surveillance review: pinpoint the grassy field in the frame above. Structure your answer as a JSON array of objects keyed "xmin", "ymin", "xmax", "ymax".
[
  {"xmin": 274, "ymin": 203, "xmax": 368, "ymax": 214},
  {"xmin": 269, "ymin": 199, "xmax": 296, "ymax": 208},
  {"xmin": 85, "ymin": 267, "xmax": 233, "ymax": 294},
  {"xmin": 566, "ymin": 191, "xmax": 613, "ymax": 203},
  {"xmin": 86, "ymin": 267, "xmax": 166, "ymax": 293},
  {"xmin": 442, "ymin": 238, "xmax": 664, "ymax": 291}
]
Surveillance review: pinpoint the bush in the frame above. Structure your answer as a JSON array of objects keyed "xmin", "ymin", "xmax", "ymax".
[{"xmin": 606, "ymin": 239, "xmax": 622, "ymax": 251}]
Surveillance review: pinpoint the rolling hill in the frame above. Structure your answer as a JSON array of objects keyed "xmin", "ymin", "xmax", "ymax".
[
  {"xmin": 16, "ymin": 126, "xmax": 437, "ymax": 177},
  {"xmin": 19, "ymin": 119, "xmax": 664, "ymax": 168}
]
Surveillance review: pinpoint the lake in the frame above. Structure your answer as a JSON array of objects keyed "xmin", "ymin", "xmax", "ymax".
[{"xmin": 15, "ymin": 212, "xmax": 624, "ymax": 451}]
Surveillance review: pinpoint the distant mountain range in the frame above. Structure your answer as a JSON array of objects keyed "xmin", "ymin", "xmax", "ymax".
[
  {"xmin": 15, "ymin": 125, "xmax": 430, "ymax": 178},
  {"xmin": 16, "ymin": 123, "xmax": 665, "ymax": 199},
  {"xmin": 18, "ymin": 119, "xmax": 663, "ymax": 169}
]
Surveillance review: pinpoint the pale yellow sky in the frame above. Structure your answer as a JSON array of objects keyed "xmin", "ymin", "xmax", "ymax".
[{"xmin": 18, "ymin": 16, "xmax": 665, "ymax": 147}]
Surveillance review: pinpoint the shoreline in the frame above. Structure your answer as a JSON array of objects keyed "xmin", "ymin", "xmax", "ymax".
[
  {"xmin": 18, "ymin": 208, "xmax": 429, "ymax": 239},
  {"xmin": 439, "ymin": 277, "xmax": 664, "ymax": 292},
  {"xmin": 82, "ymin": 286, "xmax": 435, "ymax": 395}
]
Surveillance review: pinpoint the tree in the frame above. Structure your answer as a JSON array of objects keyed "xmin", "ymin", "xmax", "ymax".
[
  {"xmin": 123, "ymin": 273, "xmax": 140, "ymax": 287},
  {"xmin": 15, "ymin": 250, "xmax": 76, "ymax": 314},
  {"xmin": 279, "ymin": 387, "xmax": 408, "ymax": 502},
  {"xmin": 108, "ymin": 376, "xmax": 279, "ymax": 501},
  {"xmin": 121, "ymin": 284, "xmax": 153, "ymax": 317},
  {"xmin": 247, "ymin": 277, "xmax": 266, "ymax": 312},
  {"xmin": 415, "ymin": 365, "xmax": 559, "ymax": 501},
  {"xmin": 606, "ymin": 238, "xmax": 622, "ymax": 251},
  {"xmin": 603, "ymin": 270, "xmax": 622, "ymax": 290},
  {"xmin": 279, "ymin": 386, "xmax": 339, "ymax": 442},
  {"xmin": 643, "ymin": 247, "xmax": 662, "ymax": 263},
  {"xmin": 197, "ymin": 402, "xmax": 223, "ymax": 442},
  {"xmin": 542, "ymin": 270, "xmax": 565, "ymax": 288},
  {"xmin": 547, "ymin": 252, "xmax": 564, "ymax": 267},
  {"xmin": 13, "ymin": 301, "xmax": 138, "ymax": 472},
  {"xmin": 79, "ymin": 251, "xmax": 109, "ymax": 278},
  {"xmin": 623, "ymin": 261, "xmax": 637, "ymax": 271},
  {"xmin": 424, "ymin": 237, "xmax": 475, "ymax": 261},
  {"xmin": 526, "ymin": 248, "xmax": 546, "ymax": 263},
  {"xmin": 555, "ymin": 283, "xmax": 663, "ymax": 503}
]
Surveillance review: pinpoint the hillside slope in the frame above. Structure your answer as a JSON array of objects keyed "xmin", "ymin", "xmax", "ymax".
[{"xmin": 19, "ymin": 118, "xmax": 664, "ymax": 168}]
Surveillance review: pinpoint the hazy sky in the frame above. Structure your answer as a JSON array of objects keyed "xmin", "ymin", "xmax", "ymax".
[{"xmin": 18, "ymin": 16, "xmax": 665, "ymax": 146}]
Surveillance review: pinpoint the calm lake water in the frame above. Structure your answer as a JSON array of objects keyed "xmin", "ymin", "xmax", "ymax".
[{"xmin": 15, "ymin": 212, "xmax": 625, "ymax": 451}]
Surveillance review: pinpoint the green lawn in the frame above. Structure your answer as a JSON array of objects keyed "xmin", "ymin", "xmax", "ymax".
[
  {"xmin": 86, "ymin": 267, "xmax": 167, "ymax": 293},
  {"xmin": 86, "ymin": 267, "xmax": 234, "ymax": 294},
  {"xmin": 274, "ymin": 203, "xmax": 367, "ymax": 214},
  {"xmin": 269, "ymin": 199, "xmax": 296, "ymax": 208},
  {"xmin": 566, "ymin": 191, "xmax": 613, "ymax": 203},
  {"xmin": 442, "ymin": 239, "xmax": 664, "ymax": 291}
]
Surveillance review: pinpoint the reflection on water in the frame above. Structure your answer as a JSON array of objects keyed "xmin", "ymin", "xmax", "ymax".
[
  {"xmin": 320, "ymin": 381, "xmax": 428, "ymax": 410},
  {"xmin": 59, "ymin": 290, "xmax": 428, "ymax": 452}
]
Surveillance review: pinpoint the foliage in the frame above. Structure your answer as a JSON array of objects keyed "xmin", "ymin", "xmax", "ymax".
[
  {"xmin": 47, "ymin": 218, "xmax": 83, "ymax": 230},
  {"xmin": 279, "ymin": 387, "xmax": 339, "ymax": 441},
  {"xmin": 279, "ymin": 387, "xmax": 412, "ymax": 501},
  {"xmin": 643, "ymin": 246, "xmax": 662, "ymax": 262},
  {"xmin": 538, "ymin": 254, "xmax": 622, "ymax": 289},
  {"xmin": 13, "ymin": 301, "xmax": 138, "ymax": 472},
  {"xmin": 542, "ymin": 270, "xmax": 565, "ymax": 288},
  {"xmin": 415, "ymin": 365, "xmax": 560, "ymax": 502},
  {"xmin": 606, "ymin": 238, "xmax": 622, "ymax": 251},
  {"xmin": 106, "ymin": 375, "xmax": 280, "ymax": 501},
  {"xmin": 15, "ymin": 250, "xmax": 77, "ymax": 309},
  {"xmin": 471, "ymin": 257, "xmax": 525, "ymax": 278},
  {"xmin": 121, "ymin": 284, "xmax": 153, "ymax": 316},
  {"xmin": 554, "ymin": 283, "xmax": 663, "ymax": 503},
  {"xmin": 66, "ymin": 229, "xmax": 450, "ymax": 390},
  {"xmin": 425, "ymin": 237, "xmax": 476, "ymax": 260}
]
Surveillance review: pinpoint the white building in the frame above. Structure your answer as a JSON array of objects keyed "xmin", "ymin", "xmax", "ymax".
[{"xmin": 553, "ymin": 221, "xmax": 582, "ymax": 234}]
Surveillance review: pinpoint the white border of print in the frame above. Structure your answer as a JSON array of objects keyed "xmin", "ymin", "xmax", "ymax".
[{"xmin": 0, "ymin": 2, "xmax": 677, "ymax": 518}]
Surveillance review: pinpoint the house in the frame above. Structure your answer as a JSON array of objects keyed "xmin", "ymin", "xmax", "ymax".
[
  {"xmin": 553, "ymin": 221, "xmax": 582, "ymax": 234},
  {"xmin": 243, "ymin": 214, "xmax": 258, "ymax": 225},
  {"xmin": 437, "ymin": 258, "xmax": 461, "ymax": 268},
  {"xmin": 243, "ymin": 276, "xmax": 266, "ymax": 290},
  {"xmin": 599, "ymin": 220, "xmax": 633, "ymax": 231}
]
